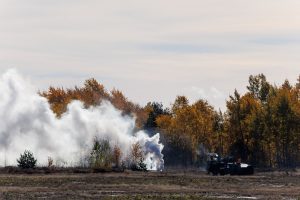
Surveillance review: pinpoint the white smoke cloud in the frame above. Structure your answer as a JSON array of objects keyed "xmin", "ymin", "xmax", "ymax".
[
  {"xmin": 190, "ymin": 86, "xmax": 225, "ymax": 100},
  {"xmin": 186, "ymin": 86, "xmax": 226, "ymax": 110},
  {"xmin": 0, "ymin": 69, "xmax": 164, "ymax": 170}
]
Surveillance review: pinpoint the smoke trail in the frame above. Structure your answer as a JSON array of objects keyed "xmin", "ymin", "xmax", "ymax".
[{"xmin": 0, "ymin": 69, "xmax": 164, "ymax": 170}]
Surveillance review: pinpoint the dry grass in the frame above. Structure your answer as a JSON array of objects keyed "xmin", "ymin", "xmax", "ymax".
[{"xmin": 0, "ymin": 169, "xmax": 298, "ymax": 199}]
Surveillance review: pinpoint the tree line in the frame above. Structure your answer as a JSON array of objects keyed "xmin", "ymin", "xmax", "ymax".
[
  {"xmin": 41, "ymin": 74, "xmax": 300, "ymax": 168},
  {"xmin": 16, "ymin": 139, "xmax": 147, "ymax": 172}
]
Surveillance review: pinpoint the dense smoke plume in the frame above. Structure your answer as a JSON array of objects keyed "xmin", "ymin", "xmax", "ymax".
[{"xmin": 0, "ymin": 70, "xmax": 164, "ymax": 170}]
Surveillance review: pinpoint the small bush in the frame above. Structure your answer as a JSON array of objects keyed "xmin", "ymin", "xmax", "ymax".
[
  {"xmin": 130, "ymin": 143, "xmax": 147, "ymax": 171},
  {"xmin": 113, "ymin": 145, "xmax": 122, "ymax": 168},
  {"xmin": 17, "ymin": 150, "xmax": 37, "ymax": 169},
  {"xmin": 90, "ymin": 139, "xmax": 112, "ymax": 169},
  {"xmin": 131, "ymin": 159, "xmax": 148, "ymax": 172},
  {"xmin": 48, "ymin": 156, "xmax": 54, "ymax": 168}
]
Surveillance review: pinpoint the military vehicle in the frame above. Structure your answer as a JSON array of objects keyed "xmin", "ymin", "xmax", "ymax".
[{"xmin": 206, "ymin": 153, "xmax": 254, "ymax": 175}]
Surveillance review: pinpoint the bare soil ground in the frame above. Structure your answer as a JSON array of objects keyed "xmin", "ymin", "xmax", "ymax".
[{"xmin": 0, "ymin": 169, "xmax": 298, "ymax": 199}]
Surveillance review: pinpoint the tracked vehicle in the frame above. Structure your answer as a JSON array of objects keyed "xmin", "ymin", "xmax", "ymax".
[{"xmin": 206, "ymin": 153, "xmax": 254, "ymax": 175}]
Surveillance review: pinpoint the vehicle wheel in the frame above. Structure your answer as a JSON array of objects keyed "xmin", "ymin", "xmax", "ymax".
[
  {"xmin": 247, "ymin": 167, "xmax": 254, "ymax": 175},
  {"xmin": 220, "ymin": 170, "xmax": 225, "ymax": 176}
]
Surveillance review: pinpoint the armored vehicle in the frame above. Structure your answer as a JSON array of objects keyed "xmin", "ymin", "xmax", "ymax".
[{"xmin": 206, "ymin": 153, "xmax": 254, "ymax": 175}]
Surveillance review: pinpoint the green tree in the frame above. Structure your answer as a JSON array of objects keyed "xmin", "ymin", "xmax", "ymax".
[
  {"xmin": 247, "ymin": 73, "xmax": 270, "ymax": 102},
  {"xmin": 144, "ymin": 102, "xmax": 169, "ymax": 130},
  {"xmin": 17, "ymin": 150, "xmax": 37, "ymax": 169}
]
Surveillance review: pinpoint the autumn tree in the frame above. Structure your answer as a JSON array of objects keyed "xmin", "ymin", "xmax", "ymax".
[
  {"xmin": 42, "ymin": 78, "xmax": 148, "ymax": 129},
  {"xmin": 112, "ymin": 145, "xmax": 122, "ymax": 168},
  {"xmin": 110, "ymin": 89, "xmax": 147, "ymax": 128},
  {"xmin": 41, "ymin": 75, "xmax": 300, "ymax": 168},
  {"xmin": 266, "ymin": 84, "xmax": 300, "ymax": 167},
  {"xmin": 157, "ymin": 96, "xmax": 218, "ymax": 166},
  {"xmin": 81, "ymin": 78, "xmax": 109, "ymax": 107},
  {"xmin": 213, "ymin": 110, "xmax": 226, "ymax": 155},
  {"xmin": 224, "ymin": 74, "xmax": 300, "ymax": 168},
  {"xmin": 40, "ymin": 87, "xmax": 71, "ymax": 117},
  {"xmin": 130, "ymin": 142, "xmax": 147, "ymax": 171},
  {"xmin": 226, "ymin": 90, "xmax": 249, "ymax": 161}
]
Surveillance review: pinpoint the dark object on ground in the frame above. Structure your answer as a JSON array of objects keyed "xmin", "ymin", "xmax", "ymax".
[
  {"xmin": 131, "ymin": 165, "xmax": 148, "ymax": 172},
  {"xmin": 206, "ymin": 153, "xmax": 254, "ymax": 175},
  {"xmin": 112, "ymin": 166, "xmax": 125, "ymax": 172},
  {"xmin": 92, "ymin": 168, "xmax": 112, "ymax": 173},
  {"xmin": 131, "ymin": 161, "xmax": 148, "ymax": 172},
  {"xmin": 72, "ymin": 168, "xmax": 92, "ymax": 173}
]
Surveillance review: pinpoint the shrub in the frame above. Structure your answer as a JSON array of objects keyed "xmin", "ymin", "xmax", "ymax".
[
  {"xmin": 131, "ymin": 159, "xmax": 148, "ymax": 172},
  {"xmin": 113, "ymin": 145, "xmax": 122, "ymax": 168},
  {"xmin": 48, "ymin": 157, "xmax": 54, "ymax": 168},
  {"xmin": 90, "ymin": 139, "xmax": 112, "ymax": 169},
  {"xmin": 130, "ymin": 142, "xmax": 147, "ymax": 171},
  {"xmin": 17, "ymin": 150, "xmax": 37, "ymax": 169}
]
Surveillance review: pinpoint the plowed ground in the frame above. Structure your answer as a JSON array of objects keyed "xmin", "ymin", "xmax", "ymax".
[{"xmin": 0, "ymin": 170, "xmax": 299, "ymax": 199}]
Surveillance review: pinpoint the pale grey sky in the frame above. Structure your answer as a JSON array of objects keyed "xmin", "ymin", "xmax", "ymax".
[{"xmin": 1, "ymin": 0, "xmax": 300, "ymax": 110}]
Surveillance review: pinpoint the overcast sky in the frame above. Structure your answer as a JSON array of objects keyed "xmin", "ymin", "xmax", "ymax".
[{"xmin": 0, "ymin": 0, "xmax": 300, "ymax": 110}]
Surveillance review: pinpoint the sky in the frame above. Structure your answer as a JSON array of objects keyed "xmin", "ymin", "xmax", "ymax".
[{"xmin": 0, "ymin": 0, "xmax": 300, "ymax": 110}]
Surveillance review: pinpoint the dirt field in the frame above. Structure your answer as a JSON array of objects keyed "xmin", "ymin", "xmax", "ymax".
[{"xmin": 0, "ymin": 169, "xmax": 298, "ymax": 199}]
